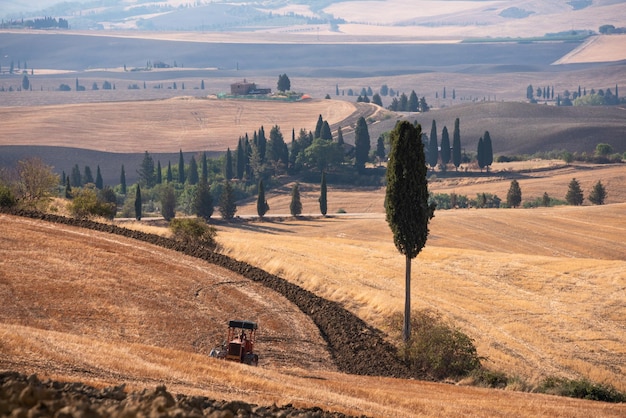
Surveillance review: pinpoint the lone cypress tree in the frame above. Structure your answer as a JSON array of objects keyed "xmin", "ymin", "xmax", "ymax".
[
  {"xmin": 477, "ymin": 137, "xmax": 486, "ymax": 172},
  {"xmin": 507, "ymin": 179, "xmax": 522, "ymax": 208},
  {"xmin": 385, "ymin": 120, "xmax": 435, "ymax": 343},
  {"xmin": 319, "ymin": 172, "xmax": 327, "ymax": 216},
  {"xmin": 565, "ymin": 178, "xmax": 584, "ymax": 205},
  {"xmin": 483, "ymin": 131, "xmax": 493, "ymax": 170},
  {"xmin": 452, "ymin": 118, "xmax": 461, "ymax": 171},
  {"xmin": 290, "ymin": 183, "xmax": 302, "ymax": 217},
  {"xmin": 256, "ymin": 179, "xmax": 269, "ymax": 218},
  {"xmin": 134, "ymin": 184, "xmax": 142, "ymax": 221}
]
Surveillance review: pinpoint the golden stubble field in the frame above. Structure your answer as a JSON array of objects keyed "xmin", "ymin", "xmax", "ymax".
[{"xmin": 2, "ymin": 208, "xmax": 626, "ymax": 417}]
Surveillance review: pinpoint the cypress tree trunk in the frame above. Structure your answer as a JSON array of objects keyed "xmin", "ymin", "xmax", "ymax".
[{"xmin": 404, "ymin": 254, "xmax": 412, "ymax": 343}]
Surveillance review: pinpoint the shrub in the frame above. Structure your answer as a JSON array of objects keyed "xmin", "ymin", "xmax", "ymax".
[
  {"xmin": 536, "ymin": 377, "xmax": 626, "ymax": 403},
  {"xmin": 0, "ymin": 183, "xmax": 17, "ymax": 208},
  {"xmin": 169, "ymin": 218, "xmax": 217, "ymax": 249},
  {"xmin": 69, "ymin": 187, "xmax": 116, "ymax": 220},
  {"xmin": 390, "ymin": 309, "xmax": 482, "ymax": 380}
]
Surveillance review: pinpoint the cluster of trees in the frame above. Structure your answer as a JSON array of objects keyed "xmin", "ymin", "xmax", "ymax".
[
  {"xmin": 527, "ymin": 83, "xmax": 622, "ymax": 106},
  {"xmin": 0, "ymin": 17, "xmax": 68, "ymax": 29},
  {"xmin": 387, "ymin": 91, "xmax": 429, "ymax": 113}
]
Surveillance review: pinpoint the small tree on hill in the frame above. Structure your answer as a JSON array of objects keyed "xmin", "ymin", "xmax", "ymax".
[
  {"xmin": 440, "ymin": 126, "xmax": 450, "ymax": 169},
  {"xmin": 588, "ymin": 180, "xmax": 607, "ymax": 205},
  {"xmin": 134, "ymin": 184, "xmax": 142, "ymax": 221},
  {"xmin": 319, "ymin": 172, "xmax": 327, "ymax": 216},
  {"xmin": 565, "ymin": 178, "xmax": 584, "ymax": 205},
  {"xmin": 219, "ymin": 180, "xmax": 237, "ymax": 220},
  {"xmin": 277, "ymin": 73, "xmax": 291, "ymax": 92},
  {"xmin": 507, "ymin": 179, "xmax": 522, "ymax": 208},
  {"xmin": 256, "ymin": 179, "xmax": 269, "ymax": 218},
  {"xmin": 452, "ymin": 118, "xmax": 461, "ymax": 171},
  {"xmin": 290, "ymin": 183, "xmax": 302, "ymax": 217}
]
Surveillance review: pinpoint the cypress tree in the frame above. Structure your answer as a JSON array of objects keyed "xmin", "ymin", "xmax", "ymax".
[
  {"xmin": 65, "ymin": 176, "xmax": 72, "ymax": 199},
  {"xmin": 194, "ymin": 178, "xmax": 213, "ymax": 220},
  {"xmin": 219, "ymin": 180, "xmax": 237, "ymax": 220},
  {"xmin": 565, "ymin": 178, "xmax": 584, "ymax": 205},
  {"xmin": 156, "ymin": 161, "xmax": 162, "ymax": 184},
  {"xmin": 188, "ymin": 156, "xmax": 199, "ymax": 185},
  {"xmin": 120, "ymin": 165, "xmax": 127, "ymax": 195},
  {"xmin": 178, "ymin": 150, "xmax": 186, "ymax": 184},
  {"xmin": 483, "ymin": 131, "xmax": 493, "ymax": 170},
  {"xmin": 256, "ymin": 179, "xmax": 269, "ymax": 218},
  {"xmin": 83, "ymin": 166, "xmax": 94, "ymax": 184},
  {"xmin": 71, "ymin": 164, "xmax": 82, "ymax": 187},
  {"xmin": 290, "ymin": 182, "xmax": 302, "ymax": 217},
  {"xmin": 376, "ymin": 135, "xmax": 386, "ymax": 165},
  {"xmin": 139, "ymin": 151, "xmax": 156, "ymax": 188},
  {"xmin": 427, "ymin": 120, "xmax": 438, "ymax": 169},
  {"xmin": 314, "ymin": 114, "xmax": 324, "ymax": 139},
  {"xmin": 477, "ymin": 137, "xmax": 485, "ymax": 172},
  {"xmin": 95, "ymin": 166, "xmax": 103, "ymax": 189},
  {"xmin": 354, "ymin": 116, "xmax": 370, "ymax": 173},
  {"xmin": 408, "ymin": 90, "xmax": 418, "ymax": 112},
  {"xmin": 507, "ymin": 180, "xmax": 522, "ymax": 208},
  {"xmin": 257, "ymin": 126, "xmax": 267, "ymax": 163},
  {"xmin": 236, "ymin": 139, "xmax": 245, "ymax": 179},
  {"xmin": 134, "ymin": 184, "xmax": 142, "ymax": 221},
  {"xmin": 201, "ymin": 152, "xmax": 209, "ymax": 183},
  {"xmin": 336, "ymin": 126, "xmax": 344, "ymax": 145},
  {"xmin": 166, "ymin": 161, "xmax": 173, "ymax": 183},
  {"xmin": 440, "ymin": 126, "xmax": 450, "ymax": 168},
  {"xmin": 319, "ymin": 172, "xmax": 327, "ymax": 216},
  {"xmin": 452, "ymin": 118, "xmax": 461, "ymax": 171},
  {"xmin": 160, "ymin": 184, "xmax": 177, "ymax": 221},
  {"xmin": 225, "ymin": 148, "xmax": 234, "ymax": 180},
  {"xmin": 385, "ymin": 120, "xmax": 435, "ymax": 342},
  {"xmin": 320, "ymin": 121, "xmax": 332, "ymax": 141}
]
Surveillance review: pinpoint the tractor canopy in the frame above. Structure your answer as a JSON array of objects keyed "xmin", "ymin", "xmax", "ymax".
[{"xmin": 228, "ymin": 320, "xmax": 258, "ymax": 330}]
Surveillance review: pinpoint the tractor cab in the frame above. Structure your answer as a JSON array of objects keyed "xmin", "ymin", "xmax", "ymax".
[{"xmin": 212, "ymin": 320, "xmax": 258, "ymax": 365}]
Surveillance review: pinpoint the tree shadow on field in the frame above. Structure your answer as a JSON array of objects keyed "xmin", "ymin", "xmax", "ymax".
[{"xmin": 214, "ymin": 215, "xmax": 330, "ymax": 234}]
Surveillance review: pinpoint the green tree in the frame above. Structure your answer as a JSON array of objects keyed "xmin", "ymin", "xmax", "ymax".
[
  {"xmin": 483, "ymin": 131, "xmax": 493, "ymax": 170},
  {"xmin": 507, "ymin": 179, "xmax": 522, "ymax": 208},
  {"xmin": 314, "ymin": 114, "xmax": 324, "ymax": 139},
  {"xmin": 376, "ymin": 135, "xmax": 386, "ymax": 165},
  {"xmin": 194, "ymin": 179, "xmax": 213, "ymax": 220},
  {"xmin": 156, "ymin": 161, "xmax": 162, "ymax": 185},
  {"xmin": 65, "ymin": 176, "xmax": 72, "ymax": 199},
  {"xmin": 95, "ymin": 166, "xmax": 103, "ymax": 190},
  {"xmin": 290, "ymin": 182, "xmax": 302, "ymax": 216},
  {"xmin": 15, "ymin": 158, "xmax": 59, "ymax": 210},
  {"xmin": 595, "ymin": 143, "xmax": 613, "ymax": 157},
  {"xmin": 320, "ymin": 121, "xmax": 332, "ymax": 141},
  {"xmin": 408, "ymin": 90, "xmax": 419, "ymax": 112},
  {"xmin": 160, "ymin": 184, "xmax": 177, "ymax": 221},
  {"xmin": 303, "ymin": 138, "xmax": 344, "ymax": 172},
  {"xmin": 236, "ymin": 139, "xmax": 245, "ymax": 180},
  {"xmin": 427, "ymin": 120, "xmax": 438, "ymax": 169},
  {"xmin": 166, "ymin": 161, "xmax": 173, "ymax": 183},
  {"xmin": 277, "ymin": 73, "xmax": 291, "ymax": 92},
  {"xmin": 219, "ymin": 181, "xmax": 237, "ymax": 220},
  {"xmin": 201, "ymin": 152, "xmax": 209, "ymax": 183},
  {"xmin": 268, "ymin": 125, "xmax": 289, "ymax": 172},
  {"xmin": 336, "ymin": 126, "xmax": 344, "ymax": 145},
  {"xmin": 256, "ymin": 179, "xmax": 269, "ymax": 218},
  {"xmin": 120, "ymin": 165, "xmax": 127, "ymax": 195},
  {"xmin": 319, "ymin": 172, "xmax": 327, "ymax": 216},
  {"xmin": 178, "ymin": 150, "xmax": 186, "ymax": 184},
  {"xmin": 188, "ymin": 156, "xmax": 199, "ymax": 185},
  {"xmin": 477, "ymin": 137, "xmax": 486, "ymax": 172},
  {"xmin": 170, "ymin": 218, "xmax": 216, "ymax": 249},
  {"xmin": 440, "ymin": 126, "xmax": 450, "ymax": 169},
  {"xmin": 588, "ymin": 180, "xmax": 607, "ymax": 205},
  {"xmin": 372, "ymin": 93, "xmax": 383, "ymax": 106},
  {"xmin": 83, "ymin": 166, "xmax": 94, "ymax": 185},
  {"xmin": 354, "ymin": 116, "xmax": 370, "ymax": 173},
  {"xmin": 70, "ymin": 164, "xmax": 81, "ymax": 187},
  {"xmin": 385, "ymin": 121, "xmax": 435, "ymax": 343},
  {"xmin": 22, "ymin": 75, "xmax": 30, "ymax": 90},
  {"xmin": 224, "ymin": 148, "xmax": 234, "ymax": 180},
  {"xmin": 565, "ymin": 178, "xmax": 584, "ymax": 205},
  {"xmin": 452, "ymin": 118, "xmax": 461, "ymax": 171},
  {"xmin": 134, "ymin": 184, "xmax": 142, "ymax": 220},
  {"xmin": 139, "ymin": 151, "xmax": 156, "ymax": 188},
  {"xmin": 70, "ymin": 186, "xmax": 115, "ymax": 219}
]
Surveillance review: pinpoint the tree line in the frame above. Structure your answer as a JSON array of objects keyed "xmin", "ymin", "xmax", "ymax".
[{"xmin": 527, "ymin": 83, "xmax": 622, "ymax": 106}]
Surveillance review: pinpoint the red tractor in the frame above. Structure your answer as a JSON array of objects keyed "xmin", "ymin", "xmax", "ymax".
[{"xmin": 210, "ymin": 320, "xmax": 258, "ymax": 366}]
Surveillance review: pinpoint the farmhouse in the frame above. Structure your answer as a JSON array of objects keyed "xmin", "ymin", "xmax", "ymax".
[{"xmin": 230, "ymin": 79, "xmax": 271, "ymax": 95}]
